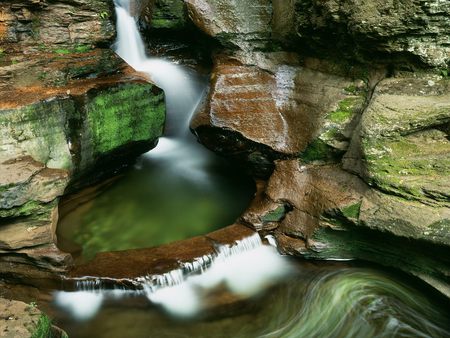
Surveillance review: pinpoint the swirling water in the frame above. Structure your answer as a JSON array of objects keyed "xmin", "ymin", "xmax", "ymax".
[
  {"xmin": 53, "ymin": 1, "xmax": 450, "ymax": 336},
  {"xmin": 52, "ymin": 263, "xmax": 449, "ymax": 338}
]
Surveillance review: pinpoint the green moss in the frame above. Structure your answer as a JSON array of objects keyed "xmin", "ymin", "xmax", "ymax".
[
  {"xmin": 363, "ymin": 130, "xmax": 449, "ymax": 203},
  {"xmin": 54, "ymin": 49, "xmax": 71, "ymax": 55},
  {"xmin": 261, "ymin": 205, "xmax": 287, "ymax": 223},
  {"xmin": 341, "ymin": 202, "xmax": 361, "ymax": 219},
  {"xmin": 328, "ymin": 97, "xmax": 362, "ymax": 123},
  {"xmin": 0, "ymin": 200, "xmax": 57, "ymax": 220},
  {"xmin": 151, "ymin": 0, "xmax": 187, "ymax": 30},
  {"xmin": 344, "ymin": 84, "xmax": 357, "ymax": 94},
  {"xmin": 299, "ymin": 139, "xmax": 332, "ymax": 163},
  {"xmin": 85, "ymin": 83, "xmax": 165, "ymax": 155},
  {"xmin": 31, "ymin": 314, "xmax": 52, "ymax": 338},
  {"xmin": 0, "ymin": 200, "xmax": 42, "ymax": 218},
  {"xmin": 74, "ymin": 45, "xmax": 92, "ymax": 53}
]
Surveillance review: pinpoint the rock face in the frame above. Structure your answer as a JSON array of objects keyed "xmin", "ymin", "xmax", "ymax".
[
  {"xmin": 181, "ymin": 0, "xmax": 449, "ymax": 67},
  {"xmin": 192, "ymin": 51, "xmax": 367, "ymax": 176},
  {"xmin": 0, "ymin": 298, "xmax": 66, "ymax": 338},
  {"xmin": 290, "ymin": 0, "xmax": 450, "ymax": 67},
  {"xmin": 0, "ymin": 78, "xmax": 165, "ymax": 281},
  {"xmin": 0, "ymin": 1, "xmax": 166, "ymax": 281},
  {"xmin": 0, "ymin": 0, "xmax": 115, "ymax": 54},
  {"xmin": 183, "ymin": 0, "xmax": 450, "ymax": 297}
]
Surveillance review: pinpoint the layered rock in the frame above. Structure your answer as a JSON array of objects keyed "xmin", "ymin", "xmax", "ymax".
[
  {"xmin": 0, "ymin": 0, "xmax": 166, "ymax": 282},
  {"xmin": 290, "ymin": 0, "xmax": 450, "ymax": 67},
  {"xmin": 0, "ymin": 0, "xmax": 115, "ymax": 54},
  {"xmin": 0, "ymin": 77, "xmax": 165, "ymax": 281},
  {"xmin": 192, "ymin": 51, "xmax": 367, "ymax": 176},
  {"xmin": 178, "ymin": 0, "xmax": 449, "ymax": 67},
  {"xmin": 182, "ymin": 0, "xmax": 450, "ymax": 298}
]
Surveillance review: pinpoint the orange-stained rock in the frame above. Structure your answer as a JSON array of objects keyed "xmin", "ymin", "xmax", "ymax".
[
  {"xmin": 69, "ymin": 224, "xmax": 255, "ymax": 279},
  {"xmin": 191, "ymin": 52, "xmax": 360, "ymax": 167}
]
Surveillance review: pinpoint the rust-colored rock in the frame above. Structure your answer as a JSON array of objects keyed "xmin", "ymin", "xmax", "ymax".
[
  {"xmin": 192, "ymin": 52, "xmax": 361, "ymax": 163},
  {"xmin": 70, "ymin": 224, "xmax": 255, "ymax": 279}
]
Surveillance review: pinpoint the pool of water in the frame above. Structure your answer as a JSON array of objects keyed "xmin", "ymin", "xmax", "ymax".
[
  {"xmin": 56, "ymin": 132, "xmax": 255, "ymax": 260},
  {"xmin": 48, "ymin": 261, "xmax": 449, "ymax": 338}
]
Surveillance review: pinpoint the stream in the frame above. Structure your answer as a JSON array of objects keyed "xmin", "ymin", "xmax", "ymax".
[{"xmin": 48, "ymin": 1, "xmax": 450, "ymax": 337}]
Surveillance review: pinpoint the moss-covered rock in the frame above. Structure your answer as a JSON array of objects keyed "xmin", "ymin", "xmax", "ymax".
[
  {"xmin": 346, "ymin": 76, "xmax": 450, "ymax": 204},
  {"xmin": 0, "ymin": 78, "xmax": 165, "ymax": 277},
  {"xmin": 146, "ymin": 0, "xmax": 188, "ymax": 30}
]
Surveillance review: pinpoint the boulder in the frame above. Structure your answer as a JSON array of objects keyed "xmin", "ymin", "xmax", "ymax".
[
  {"xmin": 191, "ymin": 52, "xmax": 366, "ymax": 176},
  {"xmin": 241, "ymin": 160, "xmax": 450, "ymax": 297},
  {"xmin": 344, "ymin": 76, "xmax": 450, "ymax": 204},
  {"xmin": 0, "ymin": 298, "xmax": 67, "ymax": 338}
]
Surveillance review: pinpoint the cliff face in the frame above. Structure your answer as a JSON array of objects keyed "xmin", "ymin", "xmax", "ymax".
[
  {"xmin": 0, "ymin": 0, "xmax": 165, "ymax": 281},
  {"xmin": 173, "ymin": 0, "xmax": 450, "ymax": 296}
]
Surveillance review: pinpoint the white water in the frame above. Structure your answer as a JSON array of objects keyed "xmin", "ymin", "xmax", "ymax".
[
  {"xmin": 55, "ymin": 234, "xmax": 291, "ymax": 319},
  {"xmin": 54, "ymin": 0, "xmax": 292, "ymax": 321},
  {"xmin": 114, "ymin": 0, "xmax": 209, "ymax": 183}
]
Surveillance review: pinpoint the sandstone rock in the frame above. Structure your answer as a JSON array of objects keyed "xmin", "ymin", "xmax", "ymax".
[
  {"xmin": 291, "ymin": 0, "xmax": 450, "ymax": 67},
  {"xmin": 344, "ymin": 76, "xmax": 450, "ymax": 204},
  {"xmin": 0, "ymin": 69, "xmax": 165, "ymax": 280},
  {"xmin": 0, "ymin": 0, "xmax": 115, "ymax": 55},
  {"xmin": 243, "ymin": 160, "xmax": 450, "ymax": 297},
  {"xmin": 185, "ymin": 0, "xmax": 272, "ymax": 49},
  {"xmin": 0, "ymin": 298, "xmax": 41, "ymax": 338},
  {"xmin": 0, "ymin": 298, "xmax": 67, "ymax": 338},
  {"xmin": 69, "ymin": 224, "xmax": 255, "ymax": 280},
  {"xmin": 192, "ymin": 52, "xmax": 364, "ymax": 175}
]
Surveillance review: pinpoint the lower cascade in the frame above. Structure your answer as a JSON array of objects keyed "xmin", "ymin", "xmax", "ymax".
[{"xmin": 55, "ymin": 234, "xmax": 291, "ymax": 319}]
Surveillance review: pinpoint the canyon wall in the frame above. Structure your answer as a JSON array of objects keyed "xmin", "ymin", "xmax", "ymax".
[{"xmin": 0, "ymin": 0, "xmax": 165, "ymax": 281}]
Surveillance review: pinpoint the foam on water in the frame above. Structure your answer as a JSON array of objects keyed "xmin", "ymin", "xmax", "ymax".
[{"xmin": 55, "ymin": 233, "xmax": 292, "ymax": 319}]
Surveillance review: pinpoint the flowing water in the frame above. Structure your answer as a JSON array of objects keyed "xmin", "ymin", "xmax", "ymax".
[
  {"xmin": 50, "ymin": 261, "xmax": 449, "ymax": 338},
  {"xmin": 56, "ymin": 1, "xmax": 254, "ymax": 260},
  {"xmin": 51, "ymin": 1, "xmax": 450, "ymax": 337}
]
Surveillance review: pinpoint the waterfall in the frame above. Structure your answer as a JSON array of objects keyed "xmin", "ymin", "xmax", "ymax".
[{"xmin": 55, "ymin": 233, "xmax": 291, "ymax": 319}]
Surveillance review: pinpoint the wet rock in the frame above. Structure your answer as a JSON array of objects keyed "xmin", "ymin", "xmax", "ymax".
[
  {"xmin": 0, "ymin": 64, "xmax": 165, "ymax": 281},
  {"xmin": 244, "ymin": 159, "xmax": 450, "ymax": 298},
  {"xmin": 69, "ymin": 224, "xmax": 255, "ymax": 280},
  {"xmin": 191, "ymin": 52, "xmax": 364, "ymax": 176}
]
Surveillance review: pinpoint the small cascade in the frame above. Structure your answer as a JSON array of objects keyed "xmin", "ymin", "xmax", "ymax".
[{"xmin": 55, "ymin": 233, "xmax": 291, "ymax": 319}]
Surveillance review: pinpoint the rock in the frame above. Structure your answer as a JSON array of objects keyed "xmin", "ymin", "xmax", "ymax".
[
  {"xmin": 344, "ymin": 76, "xmax": 450, "ymax": 204},
  {"xmin": 184, "ymin": 0, "xmax": 272, "ymax": 49},
  {"xmin": 0, "ymin": 298, "xmax": 67, "ymax": 338},
  {"xmin": 69, "ymin": 224, "xmax": 255, "ymax": 280},
  {"xmin": 0, "ymin": 61, "xmax": 166, "ymax": 281},
  {"xmin": 140, "ymin": 0, "xmax": 188, "ymax": 30},
  {"xmin": 191, "ymin": 52, "xmax": 365, "ymax": 176},
  {"xmin": 242, "ymin": 159, "xmax": 450, "ymax": 297},
  {"xmin": 290, "ymin": 0, "xmax": 450, "ymax": 67},
  {"xmin": 0, "ymin": 0, "xmax": 115, "ymax": 55},
  {"xmin": 0, "ymin": 298, "xmax": 41, "ymax": 338}
]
